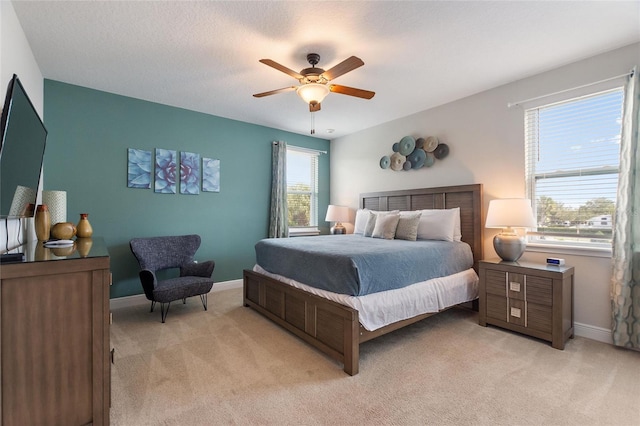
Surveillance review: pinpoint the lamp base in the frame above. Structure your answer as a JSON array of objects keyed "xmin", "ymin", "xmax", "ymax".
[
  {"xmin": 330, "ymin": 223, "xmax": 346, "ymax": 235},
  {"xmin": 493, "ymin": 232, "xmax": 526, "ymax": 262}
]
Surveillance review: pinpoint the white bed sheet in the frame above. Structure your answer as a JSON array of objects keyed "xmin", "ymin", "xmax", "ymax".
[{"xmin": 252, "ymin": 265, "xmax": 479, "ymax": 331}]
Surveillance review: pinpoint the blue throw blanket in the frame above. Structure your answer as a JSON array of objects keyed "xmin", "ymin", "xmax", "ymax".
[{"xmin": 255, "ymin": 234, "xmax": 473, "ymax": 296}]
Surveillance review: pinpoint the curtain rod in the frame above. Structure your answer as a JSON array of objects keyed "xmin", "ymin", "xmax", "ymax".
[
  {"xmin": 274, "ymin": 142, "xmax": 327, "ymax": 155},
  {"xmin": 507, "ymin": 69, "xmax": 634, "ymax": 108}
]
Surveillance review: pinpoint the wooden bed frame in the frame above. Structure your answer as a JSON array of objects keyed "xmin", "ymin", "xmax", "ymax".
[{"xmin": 243, "ymin": 184, "xmax": 483, "ymax": 375}]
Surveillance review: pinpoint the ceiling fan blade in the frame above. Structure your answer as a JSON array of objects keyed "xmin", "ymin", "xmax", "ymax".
[
  {"xmin": 253, "ymin": 86, "xmax": 297, "ymax": 98},
  {"xmin": 329, "ymin": 84, "xmax": 375, "ymax": 99},
  {"xmin": 259, "ymin": 59, "xmax": 304, "ymax": 80},
  {"xmin": 309, "ymin": 102, "xmax": 321, "ymax": 112},
  {"xmin": 321, "ymin": 56, "xmax": 364, "ymax": 81}
]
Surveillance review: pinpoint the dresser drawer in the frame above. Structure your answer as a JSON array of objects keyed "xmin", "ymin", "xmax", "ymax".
[{"xmin": 507, "ymin": 273, "xmax": 525, "ymax": 301}]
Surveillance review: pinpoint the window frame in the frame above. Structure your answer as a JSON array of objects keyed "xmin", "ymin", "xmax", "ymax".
[
  {"xmin": 286, "ymin": 145, "xmax": 320, "ymax": 236},
  {"xmin": 524, "ymin": 86, "xmax": 625, "ymax": 253}
]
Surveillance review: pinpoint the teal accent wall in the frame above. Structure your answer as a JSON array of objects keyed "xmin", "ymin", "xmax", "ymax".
[{"xmin": 43, "ymin": 80, "xmax": 330, "ymax": 299}]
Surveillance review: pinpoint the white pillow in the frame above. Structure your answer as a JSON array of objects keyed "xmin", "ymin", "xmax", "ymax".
[
  {"xmin": 451, "ymin": 207, "xmax": 462, "ymax": 242},
  {"xmin": 353, "ymin": 209, "xmax": 371, "ymax": 235},
  {"xmin": 372, "ymin": 212, "xmax": 400, "ymax": 240},
  {"xmin": 417, "ymin": 209, "xmax": 457, "ymax": 241},
  {"xmin": 395, "ymin": 211, "xmax": 422, "ymax": 241}
]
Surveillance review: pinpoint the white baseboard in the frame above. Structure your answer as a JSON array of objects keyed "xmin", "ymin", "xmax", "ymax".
[
  {"xmin": 574, "ymin": 321, "xmax": 612, "ymax": 345},
  {"xmin": 110, "ymin": 279, "xmax": 243, "ymax": 310}
]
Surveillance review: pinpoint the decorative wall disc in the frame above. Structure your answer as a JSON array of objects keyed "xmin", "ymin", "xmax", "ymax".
[
  {"xmin": 424, "ymin": 136, "xmax": 439, "ymax": 152},
  {"xmin": 380, "ymin": 155, "xmax": 390, "ymax": 169},
  {"xmin": 390, "ymin": 152, "xmax": 406, "ymax": 171},
  {"xmin": 407, "ymin": 148, "xmax": 426, "ymax": 169},
  {"xmin": 433, "ymin": 143, "xmax": 449, "ymax": 159},
  {"xmin": 415, "ymin": 137, "xmax": 425, "ymax": 149},
  {"xmin": 398, "ymin": 136, "xmax": 416, "ymax": 156}
]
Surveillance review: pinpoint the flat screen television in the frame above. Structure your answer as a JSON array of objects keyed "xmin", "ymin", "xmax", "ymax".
[{"xmin": 0, "ymin": 74, "xmax": 47, "ymax": 219}]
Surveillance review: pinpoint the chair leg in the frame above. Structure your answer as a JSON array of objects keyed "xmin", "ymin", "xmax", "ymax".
[
  {"xmin": 150, "ymin": 301, "xmax": 156, "ymax": 313},
  {"xmin": 160, "ymin": 302, "xmax": 171, "ymax": 323},
  {"xmin": 200, "ymin": 293, "xmax": 208, "ymax": 311},
  {"xmin": 183, "ymin": 297, "xmax": 186, "ymax": 304}
]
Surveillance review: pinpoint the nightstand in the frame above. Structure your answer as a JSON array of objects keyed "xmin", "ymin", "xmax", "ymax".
[{"xmin": 478, "ymin": 258, "xmax": 574, "ymax": 349}]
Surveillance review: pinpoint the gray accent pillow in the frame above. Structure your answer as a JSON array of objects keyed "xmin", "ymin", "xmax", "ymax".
[
  {"xmin": 372, "ymin": 212, "xmax": 400, "ymax": 239},
  {"xmin": 395, "ymin": 212, "xmax": 422, "ymax": 241},
  {"xmin": 364, "ymin": 211, "xmax": 377, "ymax": 237}
]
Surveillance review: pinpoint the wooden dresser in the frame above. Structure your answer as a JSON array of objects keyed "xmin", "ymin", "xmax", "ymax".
[
  {"xmin": 0, "ymin": 238, "xmax": 110, "ymax": 425},
  {"xmin": 478, "ymin": 258, "xmax": 574, "ymax": 349}
]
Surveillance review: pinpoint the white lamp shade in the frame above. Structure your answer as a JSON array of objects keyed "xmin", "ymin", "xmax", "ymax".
[
  {"xmin": 325, "ymin": 205, "xmax": 349, "ymax": 223},
  {"xmin": 297, "ymin": 83, "xmax": 330, "ymax": 105},
  {"xmin": 485, "ymin": 198, "xmax": 536, "ymax": 229}
]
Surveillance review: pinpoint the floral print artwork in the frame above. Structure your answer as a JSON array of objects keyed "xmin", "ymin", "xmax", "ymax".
[
  {"xmin": 202, "ymin": 158, "xmax": 220, "ymax": 193},
  {"xmin": 180, "ymin": 151, "xmax": 200, "ymax": 195},
  {"xmin": 127, "ymin": 148, "xmax": 151, "ymax": 188},
  {"xmin": 155, "ymin": 149, "xmax": 177, "ymax": 194}
]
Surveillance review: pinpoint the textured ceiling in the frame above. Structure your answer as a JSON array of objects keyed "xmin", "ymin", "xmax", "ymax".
[{"xmin": 11, "ymin": 1, "xmax": 640, "ymax": 139}]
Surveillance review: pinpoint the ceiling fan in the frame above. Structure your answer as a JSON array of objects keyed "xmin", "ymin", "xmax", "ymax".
[{"xmin": 253, "ymin": 53, "xmax": 375, "ymax": 113}]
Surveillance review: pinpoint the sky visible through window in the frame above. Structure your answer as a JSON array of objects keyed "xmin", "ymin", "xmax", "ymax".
[
  {"xmin": 534, "ymin": 89, "xmax": 623, "ymax": 209},
  {"xmin": 287, "ymin": 150, "xmax": 312, "ymax": 187}
]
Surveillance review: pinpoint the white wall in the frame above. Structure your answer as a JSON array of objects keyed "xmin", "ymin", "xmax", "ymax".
[
  {"xmin": 1, "ymin": 1, "xmax": 44, "ymax": 251},
  {"xmin": 330, "ymin": 42, "xmax": 640, "ymax": 342}
]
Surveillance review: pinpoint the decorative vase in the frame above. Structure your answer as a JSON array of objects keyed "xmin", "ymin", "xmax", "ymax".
[
  {"xmin": 51, "ymin": 222, "xmax": 77, "ymax": 240},
  {"xmin": 76, "ymin": 213, "xmax": 93, "ymax": 238},
  {"xmin": 35, "ymin": 204, "xmax": 51, "ymax": 241}
]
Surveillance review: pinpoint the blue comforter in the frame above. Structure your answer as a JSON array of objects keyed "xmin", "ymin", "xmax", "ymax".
[{"xmin": 255, "ymin": 234, "xmax": 474, "ymax": 296}]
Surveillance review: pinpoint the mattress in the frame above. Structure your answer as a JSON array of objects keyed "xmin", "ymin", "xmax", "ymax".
[
  {"xmin": 253, "ymin": 264, "xmax": 479, "ymax": 331},
  {"xmin": 255, "ymin": 234, "xmax": 474, "ymax": 296}
]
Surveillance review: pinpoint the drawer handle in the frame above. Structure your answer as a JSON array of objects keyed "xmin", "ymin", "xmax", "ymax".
[
  {"xmin": 509, "ymin": 281, "xmax": 521, "ymax": 292},
  {"xmin": 510, "ymin": 307, "xmax": 522, "ymax": 318}
]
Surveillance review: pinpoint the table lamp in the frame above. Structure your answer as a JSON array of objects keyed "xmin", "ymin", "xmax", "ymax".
[
  {"xmin": 485, "ymin": 198, "xmax": 536, "ymax": 261},
  {"xmin": 325, "ymin": 205, "xmax": 349, "ymax": 234}
]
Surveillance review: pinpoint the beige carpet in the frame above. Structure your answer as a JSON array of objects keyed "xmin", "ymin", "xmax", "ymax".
[{"xmin": 110, "ymin": 288, "xmax": 640, "ymax": 425}]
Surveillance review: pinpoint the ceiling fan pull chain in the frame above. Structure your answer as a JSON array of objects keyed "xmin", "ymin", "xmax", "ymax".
[{"xmin": 310, "ymin": 112, "xmax": 315, "ymax": 135}]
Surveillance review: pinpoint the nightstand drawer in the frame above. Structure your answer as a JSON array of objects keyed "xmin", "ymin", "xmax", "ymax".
[
  {"xmin": 508, "ymin": 299, "xmax": 526, "ymax": 327},
  {"xmin": 507, "ymin": 273, "xmax": 525, "ymax": 301},
  {"xmin": 528, "ymin": 303, "xmax": 552, "ymax": 333},
  {"xmin": 526, "ymin": 276, "xmax": 553, "ymax": 306},
  {"xmin": 486, "ymin": 293, "xmax": 507, "ymax": 321},
  {"xmin": 485, "ymin": 270, "xmax": 506, "ymax": 296}
]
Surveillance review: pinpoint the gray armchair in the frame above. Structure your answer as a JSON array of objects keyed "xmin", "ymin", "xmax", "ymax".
[{"xmin": 129, "ymin": 234, "xmax": 215, "ymax": 322}]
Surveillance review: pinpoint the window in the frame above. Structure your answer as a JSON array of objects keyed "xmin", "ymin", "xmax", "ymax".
[
  {"xmin": 286, "ymin": 146, "xmax": 319, "ymax": 234},
  {"xmin": 525, "ymin": 88, "xmax": 624, "ymax": 248}
]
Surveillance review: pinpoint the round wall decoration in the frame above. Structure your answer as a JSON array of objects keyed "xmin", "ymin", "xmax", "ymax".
[
  {"xmin": 407, "ymin": 147, "xmax": 426, "ymax": 169},
  {"xmin": 398, "ymin": 136, "xmax": 416, "ymax": 156},
  {"xmin": 390, "ymin": 152, "xmax": 406, "ymax": 171},
  {"xmin": 433, "ymin": 143, "xmax": 449, "ymax": 159},
  {"xmin": 424, "ymin": 136, "xmax": 439, "ymax": 152},
  {"xmin": 381, "ymin": 135, "xmax": 450, "ymax": 171}
]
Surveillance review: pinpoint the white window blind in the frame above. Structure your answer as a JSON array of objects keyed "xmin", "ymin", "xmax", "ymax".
[
  {"xmin": 525, "ymin": 88, "xmax": 624, "ymax": 247},
  {"xmin": 286, "ymin": 146, "xmax": 319, "ymax": 229}
]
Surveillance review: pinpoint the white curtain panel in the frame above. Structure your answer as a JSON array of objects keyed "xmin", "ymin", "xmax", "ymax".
[{"xmin": 611, "ymin": 67, "xmax": 640, "ymax": 348}]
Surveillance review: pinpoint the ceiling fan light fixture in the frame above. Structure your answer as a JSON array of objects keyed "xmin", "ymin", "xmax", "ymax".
[{"xmin": 297, "ymin": 83, "xmax": 329, "ymax": 105}]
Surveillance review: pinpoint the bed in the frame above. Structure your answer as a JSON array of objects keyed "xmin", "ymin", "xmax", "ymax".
[{"xmin": 243, "ymin": 184, "xmax": 483, "ymax": 375}]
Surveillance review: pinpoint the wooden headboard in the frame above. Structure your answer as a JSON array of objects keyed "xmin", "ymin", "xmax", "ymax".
[{"xmin": 360, "ymin": 184, "xmax": 484, "ymax": 267}]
